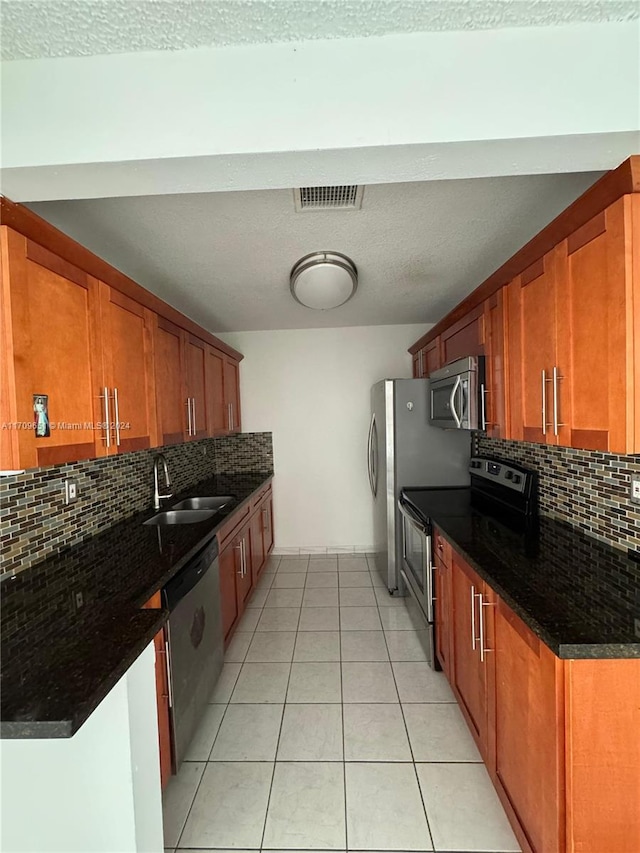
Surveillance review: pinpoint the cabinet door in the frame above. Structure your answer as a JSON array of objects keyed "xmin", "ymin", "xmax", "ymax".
[
  {"xmin": 235, "ymin": 527, "xmax": 253, "ymax": 609},
  {"xmin": 250, "ymin": 508, "xmax": 265, "ymax": 582},
  {"xmin": 219, "ymin": 538, "xmax": 241, "ymax": 642},
  {"xmin": 483, "ymin": 289, "xmax": 507, "ymax": 438},
  {"xmin": 507, "ymin": 250, "xmax": 559, "ymax": 444},
  {"xmin": 1, "ymin": 230, "xmax": 103, "ymax": 469},
  {"xmin": 185, "ymin": 334, "xmax": 208, "ymax": 440},
  {"xmin": 154, "ymin": 316, "xmax": 185, "ymax": 446},
  {"xmin": 412, "ymin": 352, "xmax": 421, "ymax": 378},
  {"xmin": 99, "ymin": 284, "xmax": 158, "ymax": 454},
  {"xmin": 206, "ymin": 347, "xmax": 227, "ymax": 436},
  {"xmin": 450, "ymin": 553, "xmax": 490, "ymax": 758},
  {"xmin": 423, "ymin": 338, "xmax": 441, "ymax": 376},
  {"xmin": 557, "ymin": 196, "xmax": 638, "ymax": 453},
  {"xmin": 261, "ymin": 494, "xmax": 274, "ymax": 557},
  {"xmin": 440, "ymin": 306, "xmax": 485, "ymax": 366},
  {"xmin": 434, "ymin": 553, "xmax": 452, "ymax": 678},
  {"xmin": 142, "ymin": 592, "xmax": 173, "ymax": 788},
  {"xmin": 224, "ymin": 357, "xmax": 241, "ymax": 433},
  {"xmin": 489, "ymin": 598, "xmax": 564, "ymax": 853}
]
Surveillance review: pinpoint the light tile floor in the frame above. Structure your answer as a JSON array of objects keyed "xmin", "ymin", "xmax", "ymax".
[{"xmin": 163, "ymin": 553, "xmax": 521, "ymax": 853}]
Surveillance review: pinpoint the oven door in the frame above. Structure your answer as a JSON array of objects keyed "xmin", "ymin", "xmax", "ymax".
[{"xmin": 398, "ymin": 500, "xmax": 434, "ymax": 622}]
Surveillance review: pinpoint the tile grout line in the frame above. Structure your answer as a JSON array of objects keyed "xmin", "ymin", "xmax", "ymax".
[
  {"xmin": 258, "ymin": 557, "xmax": 305, "ymax": 851},
  {"xmin": 371, "ymin": 560, "xmax": 437, "ymax": 853}
]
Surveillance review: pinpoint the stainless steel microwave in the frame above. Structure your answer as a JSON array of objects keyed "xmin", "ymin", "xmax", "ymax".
[{"xmin": 428, "ymin": 356, "xmax": 485, "ymax": 430}]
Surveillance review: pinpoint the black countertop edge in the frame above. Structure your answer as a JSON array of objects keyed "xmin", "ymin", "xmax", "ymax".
[
  {"xmin": 1, "ymin": 608, "xmax": 168, "ymax": 739},
  {"xmin": 432, "ymin": 523, "xmax": 640, "ymax": 660}
]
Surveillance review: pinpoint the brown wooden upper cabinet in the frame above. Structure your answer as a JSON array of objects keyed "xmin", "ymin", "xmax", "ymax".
[
  {"xmin": 1, "ymin": 200, "xmax": 244, "ymax": 470},
  {"xmin": 153, "ymin": 316, "xmax": 186, "ymax": 447},
  {"xmin": 223, "ymin": 356, "xmax": 242, "ymax": 433},
  {"xmin": 0, "ymin": 230, "xmax": 104, "ymax": 469},
  {"xmin": 507, "ymin": 196, "xmax": 639, "ymax": 453},
  {"xmin": 184, "ymin": 334, "xmax": 208, "ymax": 440},
  {"xmin": 98, "ymin": 283, "xmax": 159, "ymax": 454},
  {"xmin": 440, "ymin": 303, "xmax": 485, "ymax": 366},
  {"xmin": 482, "ymin": 290, "xmax": 508, "ymax": 438},
  {"xmin": 1, "ymin": 230, "xmax": 160, "ymax": 467},
  {"xmin": 413, "ymin": 337, "xmax": 441, "ymax": 378}
]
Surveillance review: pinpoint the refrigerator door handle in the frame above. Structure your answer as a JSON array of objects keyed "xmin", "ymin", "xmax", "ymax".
[
  {"xmin": 371, "ymin": 415, "xmax": 378, "ymax": 497},
  {"xmin": 367, "ymin": 413, "xmax": 376, "ymax": 496}
]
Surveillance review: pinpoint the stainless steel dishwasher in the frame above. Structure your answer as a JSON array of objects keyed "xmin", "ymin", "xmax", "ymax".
[{"xmin": 162, "ymin": 536, "xmax": 223, "ymax": 771}]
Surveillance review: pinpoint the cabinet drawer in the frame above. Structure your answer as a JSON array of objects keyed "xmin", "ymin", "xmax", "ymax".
[
  {"xmin": 251, "ymin": 482, "xmax": 273, "ymax": 511},
  {"xmin": 433, "ymin": 529, "xmax": 451, "ymax": 568},
  {"xmin": 216, "ymin": 503, "xmax": 251, "ymax": 547}
]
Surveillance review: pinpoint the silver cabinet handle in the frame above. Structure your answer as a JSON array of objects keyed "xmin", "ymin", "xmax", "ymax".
[
  {"xmin": 552, "ymin": 366, "xmax": 565, "ymax": 436},
  {"xmin": 242, "ymin": 537, "xmax": 247, "ymax": 576},
  {"xmin": 449, "ymin": 376, "xmax": 462, "ymax": 428},
  {"xmin": 100, "ymin": 386, "xmax": 111, "ymax": 448},
  {"xmin": 191, "ymin": 397, "xmax": 197, "ymax": 434},
  {"xmin": 480, "ymin": 383, "xmax": 487, "ymax": 431},
  {"xmin": 419, "ymin": 349, "xmax": 423, "ymax": 377},
  {"xmin": 186, "ymin": 398, "xmax": 192, "ymax": 436},
  {"xmin": 541, "ymin": 369, "xmax": 547, "ymax": 434},
  {"xmin": 262, "ymin": 506, "xmax": 269, "ymax": 532},
  {"xmin": 164, "ymin": 637, "xmax": 174, "ymax": 708},
  {"xmin": 470, "ymin": 584, "xmax": 477, "ymax": 650},
  {"xmin": 227, "ymin": 403, "xmax": 232, "ymax": 431},
  {"xmin": 230, "ymin": 402, "xmax": 234, "ymax": 431},
  {"xmin": 112, "ymin": 387, "xmax": 121, "ymax": 446},
  {"xmin": 235, "ymin": 541, "xmax": 243, "ymax": 575},
  {"xmin": 478, "ymin": 593, "xmax": 494, "ymax": 662}
]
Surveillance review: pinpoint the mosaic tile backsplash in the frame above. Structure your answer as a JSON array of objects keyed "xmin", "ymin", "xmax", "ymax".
[
  {"xmin": 474, "ymin": 434, "xmax": 640, "ymax": 554},
  {"xmin": 0, "ymin": 432, "xmax": 273, "ymax": 577}
]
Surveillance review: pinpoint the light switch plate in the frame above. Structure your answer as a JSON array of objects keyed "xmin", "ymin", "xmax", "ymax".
[
  {"xmin": 64, "ymin": 479, "xmax": 78, "ymax": 504},
  {"xmin": 631, "ymin": 478, "xmax": 640, "ymax": 504}
]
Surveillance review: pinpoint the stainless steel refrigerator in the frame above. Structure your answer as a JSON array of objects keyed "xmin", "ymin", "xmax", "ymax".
[{"xmin": 368, "ymin": 378, "xmax": 471, "ymax": 593}]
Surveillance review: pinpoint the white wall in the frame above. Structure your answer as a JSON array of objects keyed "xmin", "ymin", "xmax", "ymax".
[
  {"xmin": 0, "ymin": 644, "xmax": 163, "ymax": 853},
  {"xmin": 220, "ymin": 324, "xmax": 427, "ymax": 552},
  {"xmin": 2, "ymin": 23, "xmax": 638, "ymax": 200}
]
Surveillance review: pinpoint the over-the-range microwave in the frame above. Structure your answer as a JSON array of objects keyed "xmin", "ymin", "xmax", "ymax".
[{"xmin": 428, "ymin": 355, "xmax": 486, "ymax": 431}]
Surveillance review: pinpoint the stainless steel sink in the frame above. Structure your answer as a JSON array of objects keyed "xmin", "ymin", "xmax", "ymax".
[
  {"xmin": 144, "ymin": 509, "xmax": 217, "ymax": 526},
  {"xmin": 171, "ymin": 496, "xmax": 233, "ymax": 511}
]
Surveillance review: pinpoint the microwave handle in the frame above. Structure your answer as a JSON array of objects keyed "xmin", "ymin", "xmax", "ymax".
[{"xmin": 449, "ymin": 376, "xmax": 462, "ymax": 428}]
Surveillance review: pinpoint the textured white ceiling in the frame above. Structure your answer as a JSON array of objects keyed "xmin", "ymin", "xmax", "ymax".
[
  {"xmin": 2, "ymin": 0, "xmax": 638, "ymax": 60},
  {"xmin": 28, "ymin": 172, "xmax": 601, "ymax": 332}
]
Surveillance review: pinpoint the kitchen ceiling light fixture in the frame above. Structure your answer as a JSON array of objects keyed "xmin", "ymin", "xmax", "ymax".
[{"xmin": 290, "ymin": 251, "xmax": 358, "ymax": 310}]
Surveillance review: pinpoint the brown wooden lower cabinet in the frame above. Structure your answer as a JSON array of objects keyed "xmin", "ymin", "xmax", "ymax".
[
  {"xmin": 437, "ymin": 527, "xmax": 640, "ymax": 853},
  {"xmin": 142, "ymin": 591, "xmax": 172, "ymax": 790},
  {"xmin": 218, "ymin": 483, "xmax": 274, "ymax": 647}
]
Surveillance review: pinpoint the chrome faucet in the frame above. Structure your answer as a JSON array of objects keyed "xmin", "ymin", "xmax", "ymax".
[{"xmin": 152, "ymin": 454, "xmax": 173, "ymax": 511}]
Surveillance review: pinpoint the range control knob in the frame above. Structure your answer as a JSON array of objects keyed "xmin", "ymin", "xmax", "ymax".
[
  {"xmin": 505, "ymin": 471, "xmax": 513, "ymax": 480},
  {"xmin": 512, "ymin": 474, "xmax": 522, "ymax": 485}
]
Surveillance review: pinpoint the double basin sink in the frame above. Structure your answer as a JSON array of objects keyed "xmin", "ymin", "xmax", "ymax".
[{"xmin": 144, "ymin": 496, "xmax": 234, "ymax": 526}]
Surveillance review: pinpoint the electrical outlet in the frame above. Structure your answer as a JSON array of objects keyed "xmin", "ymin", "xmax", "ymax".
[
  {"xmin": 64, "ymin": 479, "xmax": 78, "ymax": 504},
  {"xmin": 631, "ymin": 478, "xmax": 640, "ymax": 504},
  {"xmin": 75, "ymin": 591, "xmax": 84, "ymax": 610}
]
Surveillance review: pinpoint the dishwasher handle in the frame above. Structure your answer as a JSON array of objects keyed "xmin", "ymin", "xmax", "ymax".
[{"xmin": 162, "ymin": 536, "xmax": 219, "ymax": 611}]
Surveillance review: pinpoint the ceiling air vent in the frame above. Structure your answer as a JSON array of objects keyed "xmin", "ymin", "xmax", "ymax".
[{"xmin": 294, "ymin": 185, "xmax": 364, "ymax": 212}]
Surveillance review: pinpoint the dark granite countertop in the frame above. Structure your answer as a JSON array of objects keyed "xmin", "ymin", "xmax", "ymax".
[
  {"xmin": 0, "ymin": 470, "xmax": 273, "ymax": 738},
  {"xmin": 401, "ymin": 487, "xmax": 640, "ymax": 659}
]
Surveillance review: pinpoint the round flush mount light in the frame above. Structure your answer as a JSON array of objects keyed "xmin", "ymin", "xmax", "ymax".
[{"xmin": 290, "ymin": 251, "xmax": 358, "ymax": 310}]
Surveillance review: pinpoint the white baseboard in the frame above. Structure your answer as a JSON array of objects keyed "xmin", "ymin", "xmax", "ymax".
[{"xmin": 272, "ymin": 546, "xmax": 373, "ymax": 556}]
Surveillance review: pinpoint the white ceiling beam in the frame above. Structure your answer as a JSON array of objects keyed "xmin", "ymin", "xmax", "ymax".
[{"xmin": 1, "ymin": 22, "xmax": 639, "ymax": 201}]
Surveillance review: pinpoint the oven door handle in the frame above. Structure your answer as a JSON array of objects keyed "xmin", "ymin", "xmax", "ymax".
[{"xmin": 397, "ymin": 498, "xmax": 428, "ymax": 534}]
